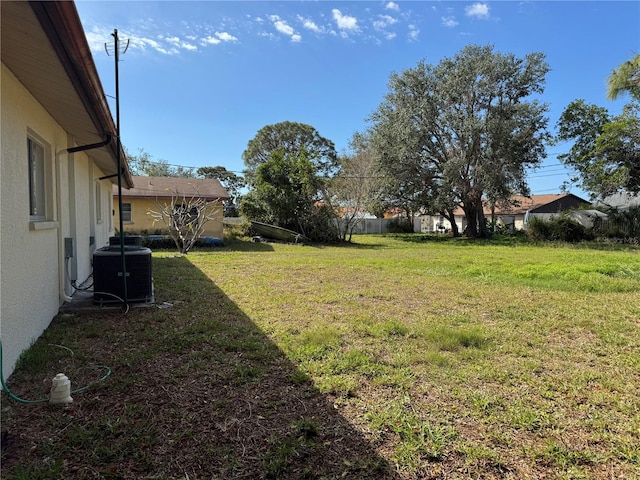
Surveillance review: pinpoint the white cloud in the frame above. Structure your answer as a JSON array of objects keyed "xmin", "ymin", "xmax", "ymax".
[
  {"xmin": 465, "ymin": 3, "xmax": 490, "ymax": 19},
  {"xmin": 332, "ymin": 9, "xmax": 359, "ymax": 31},
  {"xmin": 384, "ymin": 32, "xmax": 397, "ymax": 40},
  {"xmin": 156, "ymin": 35, "xmax": 198, "ymax": 54},
  {"xmin": 85, "ymin": 28, "xmax": 111, "ymax": 52},
  {"xmin": 373, "ymin": 14, "xmax": 398, "ymax": 30},
  {"xmin": 215, "ymin": 32, "xmax": 238, "ymax": 42},
  {"xmin": 201, "ymin": 35, "xmax": 221, "ymax": 45},
  {"xmin": 129, "ymin": 36, "xmax": 179, "ymax": 55},
  {"xmin": 385, "ymin": 2, "xmax": 400, "ymax": 11},
  {"xmin": 200, "ymin": 31, "xmax": 238, "ymax": 46},
  {"xmin": 298, "ymin": 15, "xmax": 323, "ymax": 33},
  {"xmin": 269, "ymin": 14, "xmax": 301, "ymax": 41},
  {"xmin": 86, "ymin": 24, "xmax": 240, "ymax": 56},
  {"xmin": 161, "ymin": 35, "xmax": 197, "ymax": 51},
  {"xmin": 441, "ymin": 16, "xmax": 459, "ymax": 28},
  {"xmin": 270, "ymin": 15, "xmax": 293, "ymax": 35},
  {"xmin": 408, "ymin": 24, "xmax": 419, "ymax": 41}
]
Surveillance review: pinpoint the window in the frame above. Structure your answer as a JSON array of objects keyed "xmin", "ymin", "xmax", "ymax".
[
  {"xmin": 28, "ymin": 138, "xmax": 46, "ymax": 220},
  {"xmin": 121, "ymin": 203, "xmax": 132, "ymax": 222}
]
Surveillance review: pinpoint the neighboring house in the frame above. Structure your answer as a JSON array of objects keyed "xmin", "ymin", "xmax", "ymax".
[
  {"xmin": 420, "ymin": 194, "xmax": 590, "ymax": 233},
  {"xmin": 1, "ymin": 2, "xmax": 134, "ymax": 380},
  {"xmin": 598, "ymin": 192, "xmax": 640, "ymax": 211},
  {"xmin": 113, "ymin": 176, "xmax": 229, "ymax": 239}
]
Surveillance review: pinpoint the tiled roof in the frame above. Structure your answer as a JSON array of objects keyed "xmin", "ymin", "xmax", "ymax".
[{"xmin": 115, "ymin": 176, "xmax": 229, "ymax": 201}]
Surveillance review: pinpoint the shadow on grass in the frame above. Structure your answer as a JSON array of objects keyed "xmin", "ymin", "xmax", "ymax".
[
  {"xmin": 1, "ymin": 256, "xmax": 397, "ymax": 479},
  {"xmin": 153, "ymin": 240, "xmax": 277, "ymax": 254}
]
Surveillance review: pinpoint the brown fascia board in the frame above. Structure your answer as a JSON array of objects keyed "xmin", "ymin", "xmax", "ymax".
[{"xmin": 28, "ymin": 1, "xmax": 134, "ymax": 189}]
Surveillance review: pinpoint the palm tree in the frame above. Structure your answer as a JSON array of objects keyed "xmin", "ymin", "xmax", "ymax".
[{"xmin": 607, "ymin": 54, "xmax": 640, "ymax": 101}]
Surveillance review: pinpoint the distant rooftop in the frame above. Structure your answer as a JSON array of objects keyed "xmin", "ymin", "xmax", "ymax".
[{"xmin": 115, "ymin": 176, "xmax": 229, "ymax": 201}]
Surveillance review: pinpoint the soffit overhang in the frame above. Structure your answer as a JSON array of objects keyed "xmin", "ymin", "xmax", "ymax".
[{"xmin": 1, "ymin": 1, "xmax": 133, "ymax": 188}]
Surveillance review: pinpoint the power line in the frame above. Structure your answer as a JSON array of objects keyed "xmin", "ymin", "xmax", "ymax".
[
  {"xmin": 528, "ymin": 171, "xmax": 572, "ymax": 179},
  {"xmin": 532, "ymin": 162, "xmax": 563, "ymax": 169},
  {"xmin": 128, "ymin": 158, "xmax": 246, "ymax": 175}
]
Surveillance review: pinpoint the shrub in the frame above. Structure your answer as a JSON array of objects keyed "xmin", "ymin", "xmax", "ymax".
[
  {"xmin": 387, "ymin": 218, "xmax": 414, "ymax": 233},
  {"xmin": 591, "ymin": 206, "xmax": 640, "ymax": 238},
  {"xmin": 224, "ymin": 221, "xmax": 252, "ymax": 241},
  {"xmin": 527, "ymin": 216, "xmax": 592, "ymax": 242}
]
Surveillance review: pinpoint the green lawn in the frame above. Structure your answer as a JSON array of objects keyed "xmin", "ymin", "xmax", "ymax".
[{"xmin": 2, "ymin": 234, "xmax": 639, "ymax": 479}]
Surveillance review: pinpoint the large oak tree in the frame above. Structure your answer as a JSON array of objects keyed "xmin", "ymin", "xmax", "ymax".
[{"xmin": 367, "ymin": 45, "xmax": 550, "ymax": 237}]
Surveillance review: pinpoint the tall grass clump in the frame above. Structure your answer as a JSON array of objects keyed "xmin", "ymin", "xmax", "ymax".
[{"xmin": 425, "ymin": 326, "xmax": 489, "ymax": 351}]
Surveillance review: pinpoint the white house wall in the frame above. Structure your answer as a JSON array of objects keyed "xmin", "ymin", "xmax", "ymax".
[
  {"xmin": 62, "ymin": 150, "xmax": 114, "ymax": 296},
  {"xmin": 1, "ymin": 63, "xmax": 114, "ymax": 380}
]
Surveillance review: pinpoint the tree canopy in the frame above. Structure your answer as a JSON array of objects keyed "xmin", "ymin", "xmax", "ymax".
[
  {"xmin": 240, "ymin": 149, "xmax": 337, "ymax": 241},
  {"xmin": 607, "ymin": 54, "xmax": 640, "ymax": 102},
  {"xmin": 242, "ymin": 122, "xmax": 338, "ymax": 182},
  {"xmin": 125, "ymin": 148, "xmax": 194, "ymax": 177},
  {"xmin": 367, "ymin": 44, "xmax": 550, "ymax": 237},
  {"xmin": 556, "ymin": 99, "xmax": 640, "ymax": 197},
  {"xmin": 197, "ymin": 166, "xmax": 246, "ymax": 216}
]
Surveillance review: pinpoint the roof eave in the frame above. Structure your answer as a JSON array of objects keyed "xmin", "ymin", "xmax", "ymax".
[{"xmin": 29, "ymin": 1, "xmax": 134, "ymax": 189}]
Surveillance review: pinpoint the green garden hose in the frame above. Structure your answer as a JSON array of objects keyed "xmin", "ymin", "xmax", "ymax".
[{"xmin": 0, "ymin": 339, "xmax": 111, "ymax": 404}]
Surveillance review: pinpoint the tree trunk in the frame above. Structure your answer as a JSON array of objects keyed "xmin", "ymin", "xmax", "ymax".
[
  {"xmin": 490, "ymin": 202, "xmax": 496, "ymax": 232},
  {"xmin": 463, "ymin": 189, "xmax": 487, "ymax": 238},
  {"xmin": 405, "ymin": 209, "xmax": 415, "ymax": 233},
  {"xmin": 442, "ymin": 210, "xmax": 459, "ymax": 237},
  {"xmin": 464, "ymin": 207, "xmax": 478, "ymax": 237},
  {"xmin": 478, "ymin": 207, "xmax": 488, "ymax": 237}
]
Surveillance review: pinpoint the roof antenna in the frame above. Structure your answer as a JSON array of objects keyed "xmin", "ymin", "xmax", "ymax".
[{"xmin": 105, "ymin": 29, "xmax": 130, "ymax": 313}]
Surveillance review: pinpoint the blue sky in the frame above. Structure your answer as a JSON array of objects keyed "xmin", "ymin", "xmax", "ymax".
[{"xmin": 75, "ymin": 1, "xmax": 640, "ymax": 198}]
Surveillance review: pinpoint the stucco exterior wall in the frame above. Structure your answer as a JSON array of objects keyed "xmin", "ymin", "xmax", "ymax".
[
  {"xmin": 66, "ymin": 151, "xmax": 115, "ymax": 285},
  {"xmin": 1, "ymin": 63, "xmax": 65, "ymax": 379},
  {"xmin": 114, "ymin": 197, "xmax": 224, "ymax": 238},
  {"xmin": 1, "ymin": 63, "xmax": 115, "ymax": 380}
]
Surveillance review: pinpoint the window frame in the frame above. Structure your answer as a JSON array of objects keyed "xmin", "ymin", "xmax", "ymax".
[
  {"xmin": 95, "ymin": 180, "xmax": 103, "ymax": 224},
  {"xmin": 121, "ymin": 202, "xmax": 132, "ymax": 222},
  {"xmin": 28, "ymin": 136, "xmax": 47, "ymax": 221}
]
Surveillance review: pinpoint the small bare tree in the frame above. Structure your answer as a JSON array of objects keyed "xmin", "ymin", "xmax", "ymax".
[
  {"xmin": 328, "ymin": 151, "xmax": 386, "ymax": 241},
  {"xmin": 148, "ymin": 188, "xmax": 222, "ymax": 254}
]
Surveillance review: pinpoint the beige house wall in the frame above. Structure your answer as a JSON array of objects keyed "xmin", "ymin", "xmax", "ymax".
[
  {"xmin": 421, "ymin": 213, "xmax": 528, "ymax": 233},
  {"xmin": 1, "ymin": 63, "xmax": 115, "ymax": 380},
  {"xmin": 114, "ymin": 197, "xmax": 224, "ymax": 239}
]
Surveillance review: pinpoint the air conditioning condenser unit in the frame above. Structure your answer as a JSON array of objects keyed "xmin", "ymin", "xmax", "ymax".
[{"xmin": 93, "ymin": 245, "xmax": 153, "ymax": 304}]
